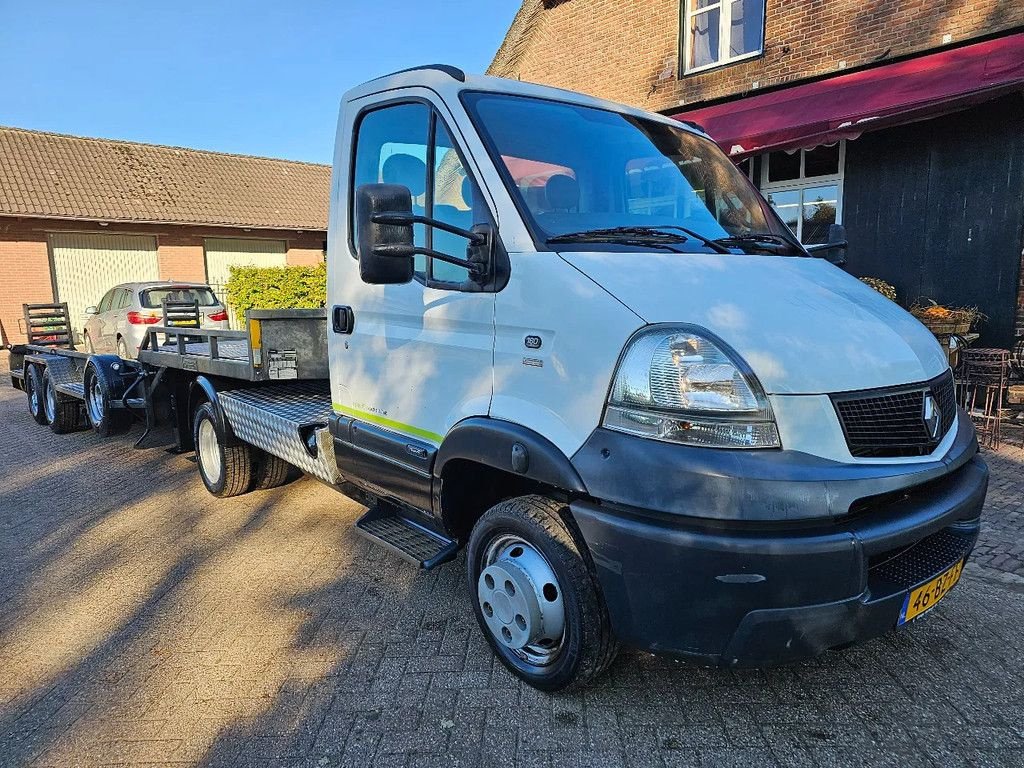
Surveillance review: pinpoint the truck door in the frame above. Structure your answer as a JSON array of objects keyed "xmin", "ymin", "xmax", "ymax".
[{"xmin": 329, "ymin": 95, "xmax": 495, "ymax": 511}]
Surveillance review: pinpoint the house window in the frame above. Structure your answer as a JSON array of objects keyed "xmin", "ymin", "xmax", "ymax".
[
  {"xmin": 683, "ymin": 0, "xmax": 765, "ymax": 74},
  {"xmin": 760, "ymin": 142, "xmax": 845, "ymax": 245}
]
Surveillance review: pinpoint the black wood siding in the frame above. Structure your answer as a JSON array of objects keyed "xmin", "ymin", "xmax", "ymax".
[{"xmin": 842, "ymin": 95, "xmax": 1024, "ymax": 347}]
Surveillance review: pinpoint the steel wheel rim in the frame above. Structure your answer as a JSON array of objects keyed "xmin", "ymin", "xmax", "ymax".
[
  {"xmin": 478, "ymin": 533, "xmax": 566, "ymax": 667},
  {"xmin": 117, "ymin": 339, "xmax": 128, "ymax": 358},
  {"xmin": 87, "ymin": 377, "xmax": 104, "ymax": 425},
  {"xmin": 197, "ymin": 418, "xmax": 222, "ymax": 483},
  {"xmin": 43, "ymin": 378, "xmax": 56, "ymax": 423}
]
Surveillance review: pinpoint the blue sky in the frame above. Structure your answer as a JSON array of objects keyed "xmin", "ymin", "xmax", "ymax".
[{"xmin": 0, "ymin": 0, "xmax": 522, "ymax": 164}]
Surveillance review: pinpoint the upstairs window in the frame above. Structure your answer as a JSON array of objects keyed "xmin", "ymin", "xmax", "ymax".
[{"xmin": 683, "ymin": 0, "xmax": 765, "ymax": 74}]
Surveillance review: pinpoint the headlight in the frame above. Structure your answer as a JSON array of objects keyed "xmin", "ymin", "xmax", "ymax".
[{"xmin": 603, "ymin": 326, "xmax": 780, "ymax": 448}]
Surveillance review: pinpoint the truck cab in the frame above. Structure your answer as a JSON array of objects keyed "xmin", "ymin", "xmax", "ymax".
[{"xmin": 325, "ymin": 66, "xmax": 987, "ymax": 690}]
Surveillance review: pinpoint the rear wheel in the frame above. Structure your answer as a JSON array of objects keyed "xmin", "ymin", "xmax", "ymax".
[
  {"xmin": 25, "ymin": 364, "xmax": 49, "ymax": 425},
  {"xmin": 84, "ymin": 362, "xmax": 131, "ymax": 437},
  {"xmin": 43, "ymin": 369, "xmax": 80, "ymax": 434},
  {"xmin": 466, "ymin": 495, "xmax": 619, "ymax": 691},
  {"xmin": 193, "ymin": 401, "xmax": 253, "ymax": 497},
  {"xmin": 252, "ymin": 450, "xmax": 292, "ymax": 491},
  {"xmin": 116, "ymin": 336, "xmax": 131, "ymax": 360}
]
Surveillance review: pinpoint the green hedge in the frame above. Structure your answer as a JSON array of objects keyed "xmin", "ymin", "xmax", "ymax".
[{"xmin": 225, "ymin": 263, "xmax": 327, "ymax": 322}]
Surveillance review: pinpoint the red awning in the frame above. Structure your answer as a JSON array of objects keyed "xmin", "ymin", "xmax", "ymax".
[{"xmin": 675, "ymin": 33, "xmax": 1024, "ymax": 158}]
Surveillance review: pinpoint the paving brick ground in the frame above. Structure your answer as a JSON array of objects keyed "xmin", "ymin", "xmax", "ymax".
[{"xmin": 2, "ymin": 356, "xmax": 1024, "ymax": 767}]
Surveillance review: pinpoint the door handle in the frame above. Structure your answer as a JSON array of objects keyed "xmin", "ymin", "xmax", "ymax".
[{"xmin": 332, "ymin": 305, "xmax": 354, "ymax": 334}]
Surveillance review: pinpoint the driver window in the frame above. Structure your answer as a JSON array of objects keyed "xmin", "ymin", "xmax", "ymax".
[
  {"xmin": 352, "ymin": 102, "xmax": 430, "ymax": 277},
  {"xmin": 430, "ymin": 121, "xmax": 479, "ymax": 284}
]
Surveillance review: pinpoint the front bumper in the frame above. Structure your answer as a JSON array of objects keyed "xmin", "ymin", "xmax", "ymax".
[{"xmin": 569, "ymin": 416, "xmax": 987, "ymax": 665}]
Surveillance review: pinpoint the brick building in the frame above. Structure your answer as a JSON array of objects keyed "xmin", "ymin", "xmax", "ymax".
[
  {"xmin": 491, "ymin": 1, "xmax": 1024, "ymax": 346},
  {"xmin": 0, "ymin": 127, "xmax": 329, "ymax": 344}
]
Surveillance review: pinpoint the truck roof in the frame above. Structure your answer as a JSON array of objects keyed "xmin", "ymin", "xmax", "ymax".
[{"xmin": 343, "ymin": 65, "xmax": 704, "ymax": 136}]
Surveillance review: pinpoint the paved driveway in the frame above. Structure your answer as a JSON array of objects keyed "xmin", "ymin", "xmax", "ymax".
[{"xmin": 2, "ymin": 360, "xmax": 1024, "ymax": 767}]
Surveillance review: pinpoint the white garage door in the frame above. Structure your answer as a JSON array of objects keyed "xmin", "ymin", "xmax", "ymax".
[
  {"xmin": 50, "ymin": 233, "xmax": 160, "ymax": 339},
  {"xmin": 204, "ymin": 238, "xmax": 287, "ymax": 312}
]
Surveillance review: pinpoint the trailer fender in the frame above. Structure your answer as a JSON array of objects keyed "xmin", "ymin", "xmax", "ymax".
[{"xmin": 188, "ymin": 376, "xmax": 241, "ymax": 446}]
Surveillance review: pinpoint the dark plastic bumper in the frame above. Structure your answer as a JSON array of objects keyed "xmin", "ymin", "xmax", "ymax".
[{"xmin": 569, "ymin": 440, "xmax": 987, "ymax": 665}]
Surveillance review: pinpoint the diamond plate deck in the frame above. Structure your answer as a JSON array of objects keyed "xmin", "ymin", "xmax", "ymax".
[{"xmin": 219, "ymin": 382, "xmax": 341, "ymax": 484}]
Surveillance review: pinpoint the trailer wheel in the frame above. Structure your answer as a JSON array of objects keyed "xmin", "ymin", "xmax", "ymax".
[
  {"xmin": 466, "ymin": 495, "xmax": 619, "ymax": 692},
  {"xmin": 43, "ymin": 369, "xmax": 81, "ymax": 434},
  {"xmin": 84, "ymin": 362, "xmax": 131, "ymax": 437},
  {"xmin": 252, "ymin": 451, "xmax": 292, "ymax": 491},
  {"xmin": 193, "ymin": 401, "xmax": 253, "ymax": 497},
  {"xmin": 25, "ymin": 364, "xmax": 49, "ymax": 425}
]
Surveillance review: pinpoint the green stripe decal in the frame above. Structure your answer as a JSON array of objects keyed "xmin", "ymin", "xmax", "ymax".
[{"xmin": 332, "ymin": 403, "xmax": 444, "ymax": 445}]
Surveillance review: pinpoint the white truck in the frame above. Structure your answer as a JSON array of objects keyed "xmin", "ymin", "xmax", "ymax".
[{"xmin": 8, "ymin": 66, "xmax": 987, "ymax": 691}]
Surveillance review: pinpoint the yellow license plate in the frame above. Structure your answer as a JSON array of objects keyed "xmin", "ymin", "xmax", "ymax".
[{"xmin": 898, "ymin": 559, "xmax": 964, "ymax": 625}]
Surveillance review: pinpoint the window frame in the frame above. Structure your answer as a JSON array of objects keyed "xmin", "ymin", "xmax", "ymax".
[
  {"xmin": 681, "ymin": 0, "xmax": 766, "ymax": 76},
  {"xmin": 347, "ymin": 96, "xmax": 491, "ymax": 292},
  {"xmin": 759, "ymin": 142, "xmax": 846, "ymax": 244}
]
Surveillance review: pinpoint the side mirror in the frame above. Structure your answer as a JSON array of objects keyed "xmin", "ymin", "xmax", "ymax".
[
  {"xmin": 805, "ymin": 223, "xmax": 848, "ymax": 265},
  {"xmin": 85, "ymin": 306, "xmax": 98, "ymax": 315},
  {"xmin": 355, "ymin": 183, "xmax": 415, "ymax": 285}
]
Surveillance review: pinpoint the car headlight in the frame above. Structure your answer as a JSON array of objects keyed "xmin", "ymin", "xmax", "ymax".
[{"xmin": 603, "ymin": 325, "xmax": 780, "ymax": 448}]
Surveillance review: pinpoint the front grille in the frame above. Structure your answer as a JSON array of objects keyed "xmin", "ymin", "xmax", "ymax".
[
  {"xmin": 868, "ymin": 527, "xmax": 971, "ymax": 591},
  {"xmin": 832, "ymin": 371, "xmax": 956, "ymax": 458}
]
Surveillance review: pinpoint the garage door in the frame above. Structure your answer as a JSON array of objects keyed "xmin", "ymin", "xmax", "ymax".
[
  {"xmin": 50, "ymin": 233, "xmax": 160, "ymax": 340},
  {"xmin": 204, "ymin": 238, "xmax": 287, "ymax": 314}
]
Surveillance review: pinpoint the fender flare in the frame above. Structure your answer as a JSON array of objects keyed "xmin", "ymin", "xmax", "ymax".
[
  {"xmin": 434, "ymin": 416, "xmax": 587, "ymax": 494},
  {"xmin": 187, "ymin": 376, "xmax": 237, "ymax": 444},
  {"xmin": 84, "ymin": 354, "xmax": 131, "ymax": 397}
]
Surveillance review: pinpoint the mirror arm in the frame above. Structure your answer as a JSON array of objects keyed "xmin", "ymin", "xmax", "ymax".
[
  {"xmin": 376, "ymin": 244, "xmax": 487, "ymax": 277},
  {"xmin": 372, "ymin": 212, "xmax": 487, "ymax": 245}
]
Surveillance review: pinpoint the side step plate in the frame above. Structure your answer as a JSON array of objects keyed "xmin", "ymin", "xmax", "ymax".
[{"xmin": 355, "ymin": 504, "xmax": 459, "ymax": 569}]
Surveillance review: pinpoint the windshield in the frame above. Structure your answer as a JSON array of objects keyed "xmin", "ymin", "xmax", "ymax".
[
  {"xmin": 141, "ymin": 287, "xmax": 219, "ymax": 308},
  {"xmin": 462, "ymin": 92, "xmax": 800, "ymax": 255}
]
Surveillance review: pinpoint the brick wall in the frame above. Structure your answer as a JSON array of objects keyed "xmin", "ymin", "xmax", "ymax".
[
  {"xmin": 0, "ymin": 217, "xmax": 325, "ymax": 344},
  {"xmin": 491, "ymin": 0, "xmax": 1024, "ymax": 113}
]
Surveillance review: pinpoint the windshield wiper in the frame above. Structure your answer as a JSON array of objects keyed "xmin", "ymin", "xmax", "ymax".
[
  {"xmin": 713, "ymin": 233, "xmax": 799, "ymax": 254},
  {"xmin": 547, "ymin": 226, "xmax": 730, "ymax": 254}
]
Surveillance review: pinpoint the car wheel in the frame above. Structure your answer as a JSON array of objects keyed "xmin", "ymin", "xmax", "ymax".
[
  {"xmin": 116, "ymin": 337, "xmax": 131, "ymax": 360},
  {"xmin": 193, "ymin": 401, "xmax": 253, "ymax": 497},
  {"xmin": 83, "ymin": 332, "xmax": 95, "ymax": 354},
  {"xmin": 467, "ymin": 495, "xmax": 619, "ymax": 691},
  {"xmin": 251, "ymin": 450, "xmax": 292, "ymax": 491}
]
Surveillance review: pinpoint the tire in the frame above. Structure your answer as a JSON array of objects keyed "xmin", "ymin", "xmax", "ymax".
[
  {"xmin": 116, "ymin": 337, "xmax": 131, "ymax": 360},
  {"xmin": 84, "ymin": 362, "xmax": 131, "ymax": 437},
  {"xmin": 83, "ymin": 333, "xmax": 94, "ymax": 354},
  {"xmin": 192, "ymin": 401, "xmax": 253, "ymax": 497},
  {"xmin": 43, "ymin": 369, "xmax": 80, "ymax": 434},
  {"xmin": 252, "ymin": 450, "xmax": 292, "ymax": 491},
  {"xmin": 466, "ymin": 495, "xmax": 619, "ymax": 692},
  {"xmin": 25, "ymin": 364, "xmax": 49, "ymax": 425}
]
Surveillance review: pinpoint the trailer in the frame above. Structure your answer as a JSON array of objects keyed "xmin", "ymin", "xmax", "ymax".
[{"xmin": 8, "ymin": 301, "xmax": 343, "ymax": 490}]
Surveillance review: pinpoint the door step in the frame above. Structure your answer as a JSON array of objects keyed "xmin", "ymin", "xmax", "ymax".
[{"xmin": 355, "ymin": 503, "xmax": 459, "ymax": 569}]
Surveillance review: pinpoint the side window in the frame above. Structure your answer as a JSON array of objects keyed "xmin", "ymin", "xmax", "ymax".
[
  {"xmin": 351, "ymin": 101, "xmax": 488, "ymax": 288},
  {"xmin": 97, "ymin": 290, "xmax": 114, "ymax": 313},
  {"xmin": 430, "ymin": 121, "xmax": 479, "ymax": 284},
  {"xmin": 116, "ymin": 289, "xmax": 132, "ymax": 310},
  {"xmin": 352, "ymin": 102, "xmax": 430, "ymax": 276}
]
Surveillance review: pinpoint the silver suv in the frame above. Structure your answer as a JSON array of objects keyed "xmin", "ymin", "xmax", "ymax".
[{"xmin": 82, "ymin": 282, "xmax": 229, "ymax": 359}]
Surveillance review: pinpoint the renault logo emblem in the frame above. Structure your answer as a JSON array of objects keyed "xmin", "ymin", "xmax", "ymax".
[{"xmin": 923, "ymin": 393, "xmax": 941, "ymax": 440}]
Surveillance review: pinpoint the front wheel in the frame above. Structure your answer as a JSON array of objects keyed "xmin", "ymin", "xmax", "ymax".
[{"xmin": 466, "ymin": 495, "xmax": 619, "ymax": 691}]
